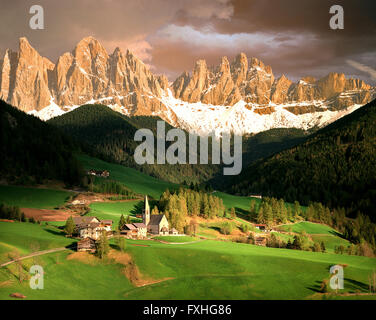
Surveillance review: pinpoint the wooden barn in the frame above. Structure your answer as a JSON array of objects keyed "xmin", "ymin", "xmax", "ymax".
[{"xmin": 77, "ymin": 237, "xmax": 96, "ymax": 252}]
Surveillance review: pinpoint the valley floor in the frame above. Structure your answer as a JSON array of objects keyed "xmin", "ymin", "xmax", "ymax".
[
  {"xmin": 0, "ymin": 217, "xmax": 375, "ymax": 300},
  {"xmin": 0, "ymin": 156, "xmax": 375, "ymax": 300}
]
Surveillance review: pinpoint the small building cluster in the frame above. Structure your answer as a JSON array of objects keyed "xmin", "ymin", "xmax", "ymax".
[
  {"xmin": 74, "ymin": 216, "xmax": 113, "ymax": 252},
  {"xmin": 118, "ymin": 196, "xmax": 178, "ymax": 238},
  {"xmin": 77, "ymin": 237, "xmax": 97, "ymax": 253},
  {"xmin": 142, "ymin": 196, "xmax": 178, "ymax": 235},
  {"xmin": 87, "ymin": 169, "xmax": 110, "ymax": 178},
  {"xmin": 120, "ymin": 222, "xmax": 147, "ymax": 239},
  {"xmin": 75, "ymin": 195, "xmax": 180, "ymax": 251},
  {"xmin": 73, "ymin": 216, "xmax": 113, "ymax": 240}
]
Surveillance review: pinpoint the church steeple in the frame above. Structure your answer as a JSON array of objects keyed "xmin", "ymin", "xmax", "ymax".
[{"xmin": 143, "ymin": 195, "xmax": 150, "ymax": 226}]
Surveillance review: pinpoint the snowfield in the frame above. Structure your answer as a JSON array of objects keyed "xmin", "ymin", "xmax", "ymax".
[
  {"xmin": 28, "ymin": 90, "xmax": 365, "ymax": 136},
  {"xmin": 159, "ymin": 89, "xmax": 363, "ymax": 136}
]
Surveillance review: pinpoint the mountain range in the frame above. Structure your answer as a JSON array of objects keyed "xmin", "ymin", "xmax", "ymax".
[{"xmin": 1, "ymin": 36, "xmax": 375, "ymax": 135}]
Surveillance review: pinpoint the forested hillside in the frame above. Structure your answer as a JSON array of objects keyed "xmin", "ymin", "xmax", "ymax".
[
  {"xmin": 226, "ymin": 99, "xmax": 376, "ymax": 218},
  {"xmin": 50, "ymin": 104, "xmax": 312, "ymax": 185},
  {"xmin": 0, "ymin": 100, "xmax": 83, "ymax": 186},
  {"xmin": 211, "ymin": 128, "xmax": 309, "ymax": 188},
  {"xmin": 48, "ymin": 104, "xmax": 218, "ymax": 184}
]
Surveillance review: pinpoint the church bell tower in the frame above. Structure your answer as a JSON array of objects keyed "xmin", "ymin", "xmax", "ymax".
[{"xmin": 143, "ymin": 195, "xmax": 150, "ymax": 226}]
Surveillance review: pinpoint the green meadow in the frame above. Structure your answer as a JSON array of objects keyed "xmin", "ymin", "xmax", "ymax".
[
  {"xmin": 0, "ymin": 156, "xmax": 374, "ymax": 300},
  {"xmin": 278, "ymin": 221, "xmax": 337, "ymax": 235},
  {"xmin": 77, "ymin": 154, "xmax": 179, "ymax": 199},
  {"xmin": 88, "ymin": 201, "xmax": 142, "ymax": 227},
  {"xmin": 276, "ymin": 221, "xmax": 351, "ymax": 254},
  {"xmin": 0, "ymin": 222, "xmax": 75, "ymax": 264},
  {"xmin": 213, "ymin": 191, "xmax": 256, "ymax": 215},
  {"xmin": 0, "ymin": 185, "xmax": 72, "ymax": 209},
  {"xmin": 125, "ymin": 240, "xmax": 376, "ymax": 299},
  {"xmin": 0, "ymin": 222, "xmax": 375, "ymax": 300},
  {"xmin": 153, "ymin": 236, "xmax": 198, "ymax": 243},
  {"xmin": 0, "ymin": 250, "xmax": 134, "ymax": 300}
]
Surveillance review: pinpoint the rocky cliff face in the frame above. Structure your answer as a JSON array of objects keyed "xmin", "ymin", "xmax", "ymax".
[
  {"xmin": 0, "ymin": 37, "xmax": 375, "ymax": 134},
  {"xmin": 0, "ymin": 37, "xmax": 170, "ymax": 117},
  {"xmin": 173, "ymin": 53, "xmax": 374, "ymax": 115},
  {"xmin": 0, "ymin": 38, "xmax": 54, "ymax": 112}
]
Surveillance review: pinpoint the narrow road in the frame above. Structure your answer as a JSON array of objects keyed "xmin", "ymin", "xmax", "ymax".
[{"xmin": 0, "ymin": 247, "xmax": 70, "ymax": 268}]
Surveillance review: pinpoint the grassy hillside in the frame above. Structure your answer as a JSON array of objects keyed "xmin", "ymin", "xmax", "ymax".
[
  {"xmin": 226, "ymin": 99, "xmax": 376, "ymax": 218},
  {"xmin": 278, "ymin": 221, "xmax": 337, "ymax": 235},
  {"xmin": 0, "ymin": 250, "xmax": 134, "ymax": 300},
  {"xmin": 89, "ymin": 201, "xmax": 142, "ymax": 227},
  {"xmin": 277, "ymin": 221, "xmax": 351, "ymax": 253},
  {"xmin": 0, "ymin": 185, "xmax": 72, "ymax": 209},
  {"xmin": 77, "ymin": 154, "xmax": 178, "ymax": 198},
  {"xmin": 0, "ymin": 222, "xmax": 75, "ymax": 264},
  {"xmin": 0, "ymin": 222, "xmax": 375, "ymax": 300}
]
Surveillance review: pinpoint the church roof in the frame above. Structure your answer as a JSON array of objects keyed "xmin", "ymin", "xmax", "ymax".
[
  {"xmin": 133, "ymin": 223, "xmax": 146, "ymax": 229},
  {"xmin": 149, "ymin": 214, "xmax": 165, "ymax": 226}
]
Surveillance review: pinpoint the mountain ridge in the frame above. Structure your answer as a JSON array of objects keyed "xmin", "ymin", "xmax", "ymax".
[{"xmin": 1, "ymin": 36, "xmax": 375, "ymax": 135}]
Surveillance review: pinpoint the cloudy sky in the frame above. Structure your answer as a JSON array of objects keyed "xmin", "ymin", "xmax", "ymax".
[{"xmin": 1, "ymin": 0, "xmax": 375, "ymax": 84}]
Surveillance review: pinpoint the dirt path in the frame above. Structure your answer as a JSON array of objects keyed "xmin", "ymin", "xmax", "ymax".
[{"xmin": 0, "ymin": 247, "xmax": 70, "ymax": 268}]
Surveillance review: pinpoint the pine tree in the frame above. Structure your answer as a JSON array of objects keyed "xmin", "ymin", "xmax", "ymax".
[
  {"xmin": 230, "ymin": 207, "xmax": 236, "ymax": 219},
  {"xmin": 117, "ymin": 236, "xmax": 126, "ymax": 252},
  {"xmin": 265, "ymin": 203, "xmax": 273, "ymax": 227},
  {"xmin": 64, "ymin": 216, "xmax": 75, "ymax": 236},
  {"xmin": 320, "ymin": 241, "xmax": 326, "ymax": 253},
  {"xmin": 292, "ymin": 235, "xmax": 302, "ymax": 250},
  {"xmin": 257, "ymin": 206, "xmax": 265, "ymax": 224},
  {"xmin": 293, "ymin": 201, "xmax": 301, "ymax": 220},
  {"xmin": 96, "ymin": 231, "xmax": 110, "ymax": 259},
  {"xmin": 249, "ymin": 199, "xmax": 256, "ymax": 215},
  {"xmin": 118, "ymin": 214, "xmax": 126, "ymax": 231},
  {"xmin": 287, "ymin": 239, "xmax": 292, "ymax": 249}
]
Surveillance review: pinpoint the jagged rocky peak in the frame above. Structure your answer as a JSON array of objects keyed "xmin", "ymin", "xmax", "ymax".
[
  {"xmin": 172, "ymin": 71, "xmax": 190, "ymax": 98},
  {"xmin": 270, "ymin": 74, "xmax": 293, "ymax": 104},
  {"xmin": 172, "ymin": 52, "xmax": 374, "ymax": 110},
  {"xmin": 0, "ymin": 36, "xmax": 171, "ymax": 117},
  {"xmin": 0, "ymin": 37, "xmax": 54, "ymax": 112},
  {"xmin": 1, "ymin": 38, "xmax": 375, "ymax": 135},
  {"xmin": 172, "ymin": 54, "xmax": 277, "ymax": 106},
  {"xmin": 231, "ymin": 53, "xmax": 248, "ymax": 86}
]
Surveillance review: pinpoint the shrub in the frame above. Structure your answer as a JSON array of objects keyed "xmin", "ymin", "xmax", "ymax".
[
  {"xmin": 240, "ymin": 223, "xmax": 250, "ymax": 233},
  {"xmin": 320, "ymin": 279, "xmax": 329, "ymax": 293},
  {"xmin": 220, "ymin": 222, "xmax": 234, "ymax": 235}
]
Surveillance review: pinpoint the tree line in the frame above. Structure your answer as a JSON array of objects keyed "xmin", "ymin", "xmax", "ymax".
[
  {"xmin": 152, "ymin": 188, "xmax": 226, "ymax": 233},
  {"xmin": 249, "ymin": 196, "xmax": 376, "ymax": 254},
  {"xmin": 0, "ymin": 203, "xmax": 41, "ymax": 224}
]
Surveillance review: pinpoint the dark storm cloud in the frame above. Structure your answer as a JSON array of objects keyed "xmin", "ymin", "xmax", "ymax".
[
  {"xmin": 0, "ymin": 0, "xmax": 375, "ymax": 84},
  {"xmin": 205, "ymin": 0, "xmax": 376, "ymax": 82}
]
